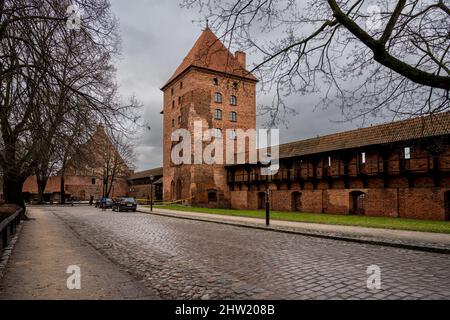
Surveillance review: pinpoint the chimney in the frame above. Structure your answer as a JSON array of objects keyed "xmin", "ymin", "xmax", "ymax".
[{"xmin": 235, "ymin": 51, "xmax": 246, "ymax": 69}]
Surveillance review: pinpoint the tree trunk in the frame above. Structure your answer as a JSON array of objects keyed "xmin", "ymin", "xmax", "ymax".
[
  {"xmin": 60, "ymin": 175, "xmax": 65, "ymax": 204},
  {"xmin": 3, "ymin": 174, "xmax": 25, "ymax": 208},
  {"xmin": 37, "ymin": 176, "xmax": 48, "ymax": 204}
]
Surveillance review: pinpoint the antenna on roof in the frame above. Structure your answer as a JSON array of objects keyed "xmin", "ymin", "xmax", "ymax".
[{"xmin": 206, "ymin": 18, "xmax": 209, "ymax": 29}]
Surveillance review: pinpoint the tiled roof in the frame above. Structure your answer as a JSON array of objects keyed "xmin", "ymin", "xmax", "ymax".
[
  {"xmin": 162, "ymin": 28, "xmax": 257, "ymax": 89},
  {"xmin": 128, "ymin": 167, "xmax": 163, "ymax": 180},
  {"xmin": 277, "ymin": 112, "xmax": 450, "ymax": 159}
]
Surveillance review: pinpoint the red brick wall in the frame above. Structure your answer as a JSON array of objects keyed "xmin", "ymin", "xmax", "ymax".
[
  {"xmin": 163, "ymin": 68, "xmax": 257, "ymax": 206},
  {"xmin": 22, "ymin": 175, "xmax": 129, "ymax": 201},
  {"xmin": 230, "ymin": 185, "xmax": 450, "ymax": 221}
]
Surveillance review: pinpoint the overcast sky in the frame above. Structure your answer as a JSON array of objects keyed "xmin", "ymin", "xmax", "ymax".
[{"xmin": 109, "ymin": 0, "xmax": 380, "ymax": 171}]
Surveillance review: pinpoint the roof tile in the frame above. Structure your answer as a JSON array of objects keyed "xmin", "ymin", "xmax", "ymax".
[{"xmin": 162, "ymin": 28, "xmax": 257, "ymax": 89}]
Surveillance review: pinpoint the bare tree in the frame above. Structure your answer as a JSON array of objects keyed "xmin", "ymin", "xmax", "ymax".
[
  {"xmin": 98, "ymin": 131, "xmax": 135, "ymax": 198},
  {"xmin": 0, "ymin": 0, "xmax": 141, "ymax": 207},
  {"xmin": 182, "ymin": 0, "xmax": 450, "ymax": 126}
]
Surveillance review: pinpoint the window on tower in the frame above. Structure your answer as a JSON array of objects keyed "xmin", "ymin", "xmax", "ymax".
[
  {"xmin": 230, "ymin": 95, "xmax": 237, "ymax": 106},
  {"xmin": 214, "ymin": 128, "xmax": 222, "ymax": 138},
  {"xmin": 214, "ymin": 92, "xmax": 222, "ymax": 103},
  {"xmin": 214, "ymin": 109, "xmax": 222, "ymax": 120},
  {"xmin": 213, "ymin": 78, "xmax": 219, "ymax": 85},
  {"xmin": 180, "ymin": 81, "xmax": 183, "ymax": 89},
  {"xmin": 229, "ymin": 111, "xmax": 237, "ymax": 122},
  {"xmin": 172, "ymin": 100, "xmax": 175, "ymax": 108},
  {"xmin": 228, "ymin": 129, "xmax": 237, "ymax": 140}
]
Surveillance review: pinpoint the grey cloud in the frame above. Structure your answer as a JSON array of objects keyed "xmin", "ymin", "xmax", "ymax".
[{"xmin": 110, "ymin": 0, "xmax": 378, "ymax": 171}]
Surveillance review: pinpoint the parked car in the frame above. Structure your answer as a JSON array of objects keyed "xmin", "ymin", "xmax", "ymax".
[
  {"xmin": 95, "ymin": 197, "xmax": 113, "ymax": 209},
  {"xmin": 112, "ymin": 197, "xmax": 137, "ymax": 212}
]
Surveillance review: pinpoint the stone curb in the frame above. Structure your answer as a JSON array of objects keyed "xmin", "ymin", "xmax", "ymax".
[{"xmin": 137, "ymin": 209, "xmax": 450, "ymax": 255}]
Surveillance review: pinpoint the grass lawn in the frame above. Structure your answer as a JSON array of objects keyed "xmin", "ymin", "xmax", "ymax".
[{"xmin": 151, "ymin": 205, "xmax": 450, "ymax": 234}]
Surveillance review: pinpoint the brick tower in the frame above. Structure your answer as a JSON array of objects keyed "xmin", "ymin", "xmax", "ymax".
[{"xmin": 161, "ymin": 27, "xmax": 257, "ymax": 207}]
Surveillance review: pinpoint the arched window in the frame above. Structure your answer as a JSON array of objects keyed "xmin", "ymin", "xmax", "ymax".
[
  {"xmin": 172, "ymin": 100, "xmax": 175, "ymax": 108},
  {"xmin": 230, "ymin": 95, "xmax": 237, "ymax": 106},
  {"xmin": 214, "ymin": 92, "xmax": 222, "ymax": 103},
  {"xmin": 213, "ymin": 78, "xmax": 219, "ymax": 85},
  {"xmin": 229, "ymin": 111, "xmax": 237, "ymax": 122},
  {"xmin": 214, "ymin": 109, "xmax": 222, "ymax": 120},
  {"xmin": 214, "ymin": 128, "xmax": 222, "ymax": 138},
  {"xmin": 176, "ymin": 179, "xmax": 182, "ymax": 200}
]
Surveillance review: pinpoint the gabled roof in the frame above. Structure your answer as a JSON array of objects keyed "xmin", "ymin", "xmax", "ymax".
[
  {"xmin": 162, "ymin": 28, "xmax": 257, "ymax": 89},
  {"xmin": 277, "ymin": 112, "xmax": 450, "ymax": 159},
  {"xmin": 128, "ymin": 167, "xmax": 163, "ymax": 181}
]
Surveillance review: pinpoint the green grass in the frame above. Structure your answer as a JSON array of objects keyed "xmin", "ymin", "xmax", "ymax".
[{"xmin": 151, "ymin": 205, "xmax": 450, "ymax": 234}]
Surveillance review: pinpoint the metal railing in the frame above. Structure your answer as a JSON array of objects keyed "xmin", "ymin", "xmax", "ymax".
[{"xmin": 0, "ymin": 209, "xmax": 21, "ymax": 249}]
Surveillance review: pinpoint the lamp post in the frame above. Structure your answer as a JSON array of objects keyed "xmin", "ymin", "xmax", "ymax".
[
  {"xmin": 265, "ymin": 185, "xmax": 270, "ymax": 226},
  {"xmin": 149, "ymin": 175, "xmax": 154, "ymax": 212}
]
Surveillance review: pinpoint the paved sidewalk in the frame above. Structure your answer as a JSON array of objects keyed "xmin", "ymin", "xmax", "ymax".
[
  {"xmin": 0, "ymin": 207, "xmax": 155, "ymax": 300},
  {"xmin": 138, "ymin": 207, "xmax": 450, "ymax": 253}
]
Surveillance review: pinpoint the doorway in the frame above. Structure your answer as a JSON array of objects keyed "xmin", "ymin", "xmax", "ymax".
[
  {"xmin": 291, "ymin": 192, "xmax": 302, "ymax": 212},
  {"xmin": 257, "ymin": 192, "xmax": 265, "ymax": 210},
  {"xmin": 445, "ymin": 191, "xmax": 450, "ymax": 221},
  {"xmin": 350, "ymin": 191, "xmax": 366, "ymax": 215}
]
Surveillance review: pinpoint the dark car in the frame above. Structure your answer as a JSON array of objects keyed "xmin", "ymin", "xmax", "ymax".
[
  {"xmin": 112, "ymin": 197, "xmax": 137, "ymax": 212},
  {"xmin": 95, "ymin": 197, "xmax": 113, "ymax": 209}
]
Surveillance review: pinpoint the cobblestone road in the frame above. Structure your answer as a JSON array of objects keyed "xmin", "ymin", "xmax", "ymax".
[{"xmin": 49, "ymin": 206, "xmax": 450, "ymax": 299}]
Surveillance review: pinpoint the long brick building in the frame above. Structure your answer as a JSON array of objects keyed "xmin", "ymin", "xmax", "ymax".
[
  {"xmin": 5, "ymin": 125, "xmax": 132, "ymax": 203},
  {"xmin": 161, "ymin": 27, "xmax": 450, "ymax": 221},
  {"xmin": 226, "ymin": 115, "xmax": 450, "ymax": 220}
]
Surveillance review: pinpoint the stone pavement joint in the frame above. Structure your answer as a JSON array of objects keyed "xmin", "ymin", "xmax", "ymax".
[{"xmin": 137, "ymin": 207, "xmax": 450, "ymax": 254}]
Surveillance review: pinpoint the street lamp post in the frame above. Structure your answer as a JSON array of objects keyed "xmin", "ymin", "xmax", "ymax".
[
  {"xmin": 265, "ymin": 185, "xmax": 270, "ymax": 226},
  {"xmin": 149, "ymin": 175, "xmax": 154, "ymax": 212}
]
